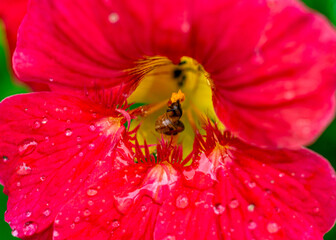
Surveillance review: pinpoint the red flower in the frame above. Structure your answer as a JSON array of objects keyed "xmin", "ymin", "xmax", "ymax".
[
  {"xmin": 0, "ymin": 92, "xmax": 335, "ymax": 239},
  {"xmin": 1, "ymin": 0, "xmax": 336, "ymax": 239},
  {"xmin": 13, "ymin": 0, "xmax": 336, "ymax": 148}
]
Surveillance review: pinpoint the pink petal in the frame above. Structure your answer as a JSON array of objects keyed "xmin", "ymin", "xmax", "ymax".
[
  {"xmin": 14, "ymin": 0, "xmax": 336, "ymax": 148},
  {"xmin": 213, "ymin": 1, "xmax": 336, "ymax": 147},
  {"xmin": 0, "ymin": 92, "xmax": 129, "ymax": 238},
  {"xmin": 53, "ymin": 131, "xmax": 336, "ymax": 240}
]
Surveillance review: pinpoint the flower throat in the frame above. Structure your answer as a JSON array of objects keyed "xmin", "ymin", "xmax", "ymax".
[{"xmin": 127, "ymin": 56, "xmax": 221, "ymax": 157}]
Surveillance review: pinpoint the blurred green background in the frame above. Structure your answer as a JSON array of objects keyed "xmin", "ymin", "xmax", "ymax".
[{"xmin": 0, "ymin": 0, "xmax": 336, "ymax": 239}]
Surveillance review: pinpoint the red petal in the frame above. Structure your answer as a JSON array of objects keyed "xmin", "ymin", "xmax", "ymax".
[
  {"xmin": 213, "ymin": 1, "xmax": 336, "ymax": 147},
  {"xmin": 53, "ymin": 135, "xmax": 336, "ymax": 239},
  {"xmin": 0, "ymin": 92, "xmax": 129, "ymax": 238}
]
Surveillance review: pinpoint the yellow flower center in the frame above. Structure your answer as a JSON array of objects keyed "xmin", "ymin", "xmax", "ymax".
[{"xmin": 127, "ymin": 56, "xmax": 222, "ymax": 157}]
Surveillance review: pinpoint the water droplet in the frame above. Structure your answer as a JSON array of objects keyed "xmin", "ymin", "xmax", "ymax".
[
  {"xmin": 33, "ymin": 121, "xmax": 41, "ymax": 129},
  {"xmin": 53, "ymin": 230, "xmax": 59, "ymax": 237},
  {"xmin": 26, "ymin": 211, "xmax": 32, "ymax": 217},
  {"xmin": 162, "ymin": 235, "xmax": 176, "ymax": 240},
  {"xmin": 12, "ymin": 229, "xmax": 18, "ymax": 237},
  {"xmin": 2, "ymin": 155, "xmax": 9, "ymax": 163},
  {"xmin": 175, "ymin": 194, "xmax": 189, "ymax": 209},
  {"xmin": 43, "ymin": 209, "xmax": 51, "ymax": 217},
  {"xmin": 248, "ymin": 221, "xmax": 257, "ymax": 230},
  {"xmin": 23, "ymin": 222, "xmax": 38, "ymax": 236},
  {"xmin": 49, "ymin": 78, "xmax": 54, "ymax": 82},
  {"xmin": 111, "ymin": 220, "xmax": 120, "ymax": 229},
  {"xmin": 108, "ymin": 12, "xmax": 119, "ymax": 23},
  {"xmin": 87, "ymin": 189, "xmax": 98, "ymax": 196},
  {"xmin": 18, "ymin": 139, "xmax": 38, "ymax": 156},
  {"xmin": 88, "ymin": 200, "xmax": 94, "ymax": 206},
  {"xmin": 65, "ymin": 129, "xmax": 73, "ymax": 137},
  {"xmin": 279, "ymin": 173, "xmax": 285, "ymax": 178},
  {"xmin": 229, "ymin": 199, "xmax": 239, "ymax": 209},
  {"xmin": 313, "ymin": 207, "xmax": 320, "ymax": 213},
  {"xmin": 70, "ymin": 223, "xmax": 75, "ymax": 229},
  {"xmin": 76, "ymin": 136, "xmax": 82, "ymax": 142},
  {"xmin": 41, "ymin": 117, "xmax": 48, "ymax": 124},
  {"xmin": 88, "ymin": 143, "xmax": 95, "ymax": 150},
  {"xmin": 267, "ymin": 222, "xmax": 279, "ymax": 234},
  {"xmin": 16, "ymin": 162, "xmax": 32, "ymax": 175},
  {"xmin": 247, "ymin": 182, "xmax": 256, "ymax": 188},
  {"xmin": 141, "ymin": 205, "xmax": 147, "ymax": 212},
  {"xmin": 213, "ymin": 204, "xmax": 225, "ymax": 215},
  {"xmin": 40, "ymin": 175, "xmax": 46, "ymax": 182},
  {"xmin": 89, "ymin": 124, "xmax": 96, "ymax": 131},
  {"xmin": 83, "ymin": 209, "xmax": 91, "ymax": 217},
  {"xmin": 247, "ymin": 204, "xmax": 255, "ymax": 212},
  {"xmin": 74, "ymin": 216, "xmax": 80, "ymax": 223}
]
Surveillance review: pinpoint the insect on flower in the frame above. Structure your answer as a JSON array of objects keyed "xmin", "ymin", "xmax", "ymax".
[{"xmin": 155, "ymin": 90, "xmax": 185, "ymax": 136}]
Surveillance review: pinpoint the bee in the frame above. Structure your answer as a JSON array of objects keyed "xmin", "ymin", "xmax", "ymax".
[{"xmin": 155, "ymin": 100, "xmax": 185, "ymax": 135}]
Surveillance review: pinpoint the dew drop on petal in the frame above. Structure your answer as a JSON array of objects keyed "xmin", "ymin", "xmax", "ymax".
[
  {"xmin": 88, "ymin": 143, "xmax": 95, "ymax": 150},
  {"xmin": 141, "ymin": 205, "xmax": 147, "ymax": 212},
  {"xmin": 111, "ymin": 220, "xmax": 120, "ymax": 229},
  {"xmin": 108, "ymin": 12, "xmax": 119, "ymax": 23},
  {"xmin": 16, "ymin": 162, "xmax": 32, "ymax": 175},
  {"xmin": 18, "ymin": 139, "xmax": 38, "ymax": 156},
  {"xmin": 267, "ymin": 222, "xmax": 280, "ymax": 234},
  {"xmin": 83, "ymin": 209, "xmax": 91, "ymax": 217},
  {"xmin": 65, "ymin": 129, "xmax": 73, "ymax": 137},
  {"xmin": 88, "ymin": 200, "xmax": 94, "ymax": 206},
  {"xmin": 2, "ymin": 155, "xmax": 9, "ymax": 163},
  {"xmin": 74, "ymin": 216, "xmax": 80, "ymax": 223},
  {"xmin": 162, "ymin": 235, "xmax": 176, "ymax": 240},
  {"xmin": 248, "ymin": 221, "xmax": 257, "ymax": 230},
  {"xmin": 33, "ymin": 121, "xmax": 41, "ymax": 129},
  {"xmin": 43, "ymin": 209, "xmax": 51, "ymax": 217},
  {"xmin": 26, "ymin": 211, "xmax": 32, "ymax": 217},
  {"xmin": 23, "ymin": 222, "xmax": 38, "ymax": 236},
  {"xmin": 247, "ymin": 203, "xmax": 255, "ymax": 212},
  {"xmin": 175, "ymin": 194, "xmax": 189, "ymax": 209},
  {"xmin": 53, "ymin": 230, "xmax": 59, "ymax": 238},
  {"xmin": 40, "ymin": 175, "xmax": 46, "ymax": 182},
  {"xmin": 41, "ymin": 117, "xmax": 48, "ymax": 124},
  {"xmin": 213, "ymin": 204, "xmax": 225, "ymax": 215},
  {"xmin": 12, "ymin": 229, "xmax": 18, "ymax": 237},
  {"xmin": 89, "ymin": 124, "xmax": 96, "ymax": 131},
  {"xmin": 229, "ymin": 199, "xmax": 239, "ymax": 209},
  {"xmin": 87, "ymin": 189, "xmax": 98, "ymax": 196}
]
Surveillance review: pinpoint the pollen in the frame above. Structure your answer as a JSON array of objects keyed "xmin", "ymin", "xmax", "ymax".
[{"xmin": 170, "ymin": 90, "xmax": 185, "ymax": 104}]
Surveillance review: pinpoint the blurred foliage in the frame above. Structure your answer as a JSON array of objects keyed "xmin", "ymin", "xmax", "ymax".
[{"xmin": 0, "ymin": 0, "xmax": 336, "ymax": 239}]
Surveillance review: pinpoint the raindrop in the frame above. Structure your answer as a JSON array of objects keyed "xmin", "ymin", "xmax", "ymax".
[
  {"xmin": 41, "ymin": 117, "xmax": 48, "ymax": 124},
  {"xmin": 87, "ymin": 189, "xmax": 98, "ymax": 196},
  {"xmin": 23, "ymin": 222, "xmax": 38, "ymax": 236},
  {"xmin": 53, "ymin": 230, "xmax": 59, "ymax": 237},
  {"xmin": 279, "ymin": 173, "xmax": 285, "ymax": 178},
  {"xmin": 12, "ymin": 230, "xmax": 18, "ymax": 237},
  {"xmin": 89, "ymin": 124, "xmax": 96, "ymax": 131},
  {"xmin": 65, "ymin": 129, "xmax": 73, "ymax": 137},
  {"xmin": 83, "ymin": 209, "xmax": 91, "ymax": 217},
  {"xmin": 40, "ymin": 175, "xmax": 46, "ymax": 182},
  {"xmin": 33, "ymin": 121, "xmax": 41, "ymax": 129},
  {"xmin": 111, "ymin": 220, "xmax": 120, "ymax": 229},
  {"xmin": 248, "ymin": 221, "xmax": 257, "ymax": 230},
  {"xmin": 267, "ymin": 222, "xmax": 280, "ymax": 234},
  {"xmin": 88, "ymin": 143, "xmax": 95, "ymax": 150},
  {"xmin": 26, "ymin": 211, "xmax": 32, "ymax": 217},
  {"xmin": 141, "ymin": 205, "xmax": 147, "ymax": 212},
  {"xmin": 247, "ymin": 204, "xmax": 255, "ymax": 212},
  {"xmin": 43, "ymin": 209, "xmax": 51, "ymax": 217},
  {"xmin": 18, "ymin": 139, "xmax": 38, "ymax": 156},
  {"xmin": 2, "ymin": 155, "xmax": 9, "ymax": 163},
  {"xmin": 88, "ymin": 200, "xmax": 94, "ymax": 206},
  {"xmin": 313, "ymin": 207, "xmax": 320, "ymax": 213},
  {"xmin": 247, "ymin": 182, "xmax": 256, "ymax": 188},
  {"xmin": 175, "ymin": 194, "xmax": 189, "ymax": 209},
  {"xmin": 76, "ymin": 136, "xmax": 82, "ymax": 142},
  {"xmin": 16, "ymin": 162, "xmax": 32, "ymax": 176},
  {"xmin": 70, "ymin": 223, "xmax": 75, "ymax": 229},
  {"xmin": 213, "ymin": 204, "xmax": 225, "ymax": 215},
  {"xmin": 162, "ymin": 236, "xmax": 176, "ymax": 240},
  {"xmin": 74, "ymin": 216, "xmax": 80, "ymax": 223},
  {"xmin": 229, "ymin": 199, "xmax": 239, "ymax": 209},
  {"xmin": 108, "ymin": 12, "xmax": 119, "ymax": 23}
]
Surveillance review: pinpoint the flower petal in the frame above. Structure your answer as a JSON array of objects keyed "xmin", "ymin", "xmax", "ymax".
[
  {"xmin": 53, "ymin": 134, "xmax": 336, "ymax": 239},
  {"xmin": 212, "ymin": 1, "xmax": 336, "ymax": 147},
  {"xmin": 0, "ymin": 92, "xmax": 129, "ymax": 238}
]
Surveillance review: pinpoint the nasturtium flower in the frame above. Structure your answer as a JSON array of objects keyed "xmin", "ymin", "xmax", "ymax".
[{"xmin": 1, "ymin": 0, "xmax": 336, "ymax": 239}]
